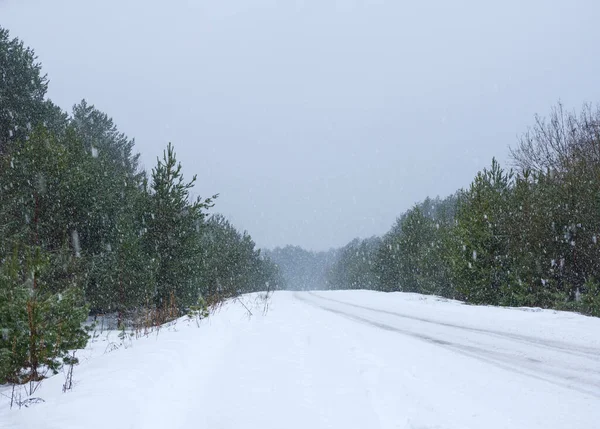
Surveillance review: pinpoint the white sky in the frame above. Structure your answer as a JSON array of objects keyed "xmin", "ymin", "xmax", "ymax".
[{"xmin": 3, "ymin": 0, "xmax": 600, "ymax": 250}]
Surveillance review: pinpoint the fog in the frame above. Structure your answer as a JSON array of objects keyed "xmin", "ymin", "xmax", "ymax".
[{"xmin": 3, "ymin": 0, "xmax": 600, "ymax": 250}]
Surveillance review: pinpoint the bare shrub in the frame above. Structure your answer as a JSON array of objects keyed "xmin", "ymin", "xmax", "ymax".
[{"xmin": 511, "ymin": 102, "xmax": 600, "ymax": 174}]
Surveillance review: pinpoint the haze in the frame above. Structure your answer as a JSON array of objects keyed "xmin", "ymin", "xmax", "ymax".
[{"xmin": 2, "ymin": 0, "xmax": 600, "ymax": 250}]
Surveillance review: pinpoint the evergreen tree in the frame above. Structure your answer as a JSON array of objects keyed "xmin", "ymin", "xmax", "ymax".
[
  {"xmin": 199, "ymin": 215, "xmax": 283, "ymax": 298},
  {"xmin": 0, "ymin": 127, "xmax": 89, "ymax": 385},
  {"xmin": 0, "ymin": 27, "xmax": 67, "ymax": 152},
  {"xmin": 328, "ymin": 237, "xmax": 381, "ymax": 290},
  {"xmin": 374, "ymin": 195, "xmax": 457, "ymax": 296},
  {"xmin": 0, "ymin": 245, "xmax": 88, "ymax": 385},
  {"xmin": 147, "ymin": 143, "xmax": 216, "ymax": 310},
  {"xmin": 450, "ymin": 159, "xmax": 514, "ymax": 305},
  {"xmin": 67, "ymin": 101, "xmax": 153, "ymax": 314}
]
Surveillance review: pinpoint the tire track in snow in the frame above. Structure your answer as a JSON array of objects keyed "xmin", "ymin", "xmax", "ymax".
[
  {"xmin": 295, "ymin": 292, "xmax": 600, "ymax": 399},
  {"xmin": 308, "ymin": 292, "xmax": 600, "ymax": 361}
]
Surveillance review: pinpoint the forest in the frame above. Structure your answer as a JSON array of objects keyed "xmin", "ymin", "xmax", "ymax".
[
  {"xmin": 325, "ymin": 107, "xmax": 600, "ymax": 317},
  {"xmin": 2, "ymin": 22, "xmax": 600, "ymax": 393},
  {"xmin": 0, "ymin": 27, "xmax": 283, "ymax": 386}
]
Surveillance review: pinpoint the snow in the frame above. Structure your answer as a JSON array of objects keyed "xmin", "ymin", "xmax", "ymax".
[{"xmin": 2, "ymin": 291, "xmax": 599, "ymax": 429}]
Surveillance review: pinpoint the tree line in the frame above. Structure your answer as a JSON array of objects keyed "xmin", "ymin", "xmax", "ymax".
[
  {"xmin": 0, "ymin": 27, "xmax": 282, "ymax": 386},
  {"xmin": 327, "ymin": 103, "xmax": 600, "ymax": 317},
  {"xmin": 265, "ymin": 246, "xmax": 338, "ymax": 291}
]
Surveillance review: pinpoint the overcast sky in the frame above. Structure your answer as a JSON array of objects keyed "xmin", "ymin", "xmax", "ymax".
[{"xmin": 3, "ymin": 0, "xmax": 600, "ymax": 251}]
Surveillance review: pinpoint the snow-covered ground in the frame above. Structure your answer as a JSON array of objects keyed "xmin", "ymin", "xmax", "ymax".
[{"xmin": 2, "ymin": 290, "xmax": 599, "ymax": 429}]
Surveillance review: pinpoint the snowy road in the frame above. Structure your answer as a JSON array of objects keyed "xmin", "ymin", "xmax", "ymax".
[
  {"xmin": 3, "ymin": 291, "xmax": 599, "ymax": 429},
  {"xmin": 298, "ymin": 292, "xmax": 600, "ymax": 399}
]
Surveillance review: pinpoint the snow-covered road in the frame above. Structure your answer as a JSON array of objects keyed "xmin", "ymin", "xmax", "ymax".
[
  {"xmin": 3, "ymin": 291, "xmax": 599, "ymax": 429},
  {"xmin": 299, "ymin": 292, "xmax": 600, "ymax": 399}
]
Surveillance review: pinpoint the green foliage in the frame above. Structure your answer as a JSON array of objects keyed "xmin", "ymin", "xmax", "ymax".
[
  {"xmin": 580, "ymin": 279, "xmax": 600, "ymax": 317},
  {"xmin": 0, "ymin": 121, "xmax": 91, "ymax": 384},
  {"xmin": 0, "ymin": 248, "xmax": 27, "ymax": 382},
  {"xmin": 0, "ymin": 245, "xmax": 88, "ymax": 385},
  {"xmin": 358, "ymin": 137, "xmax": 600, "ymax": 317},
  {"xmin": 187, "ymin": 297, "xmax": 210, "ymax": 321},
  {"xmin": 375, "ymin": 196, "xmax": 456, "ymax": 297},
  {"xmin": 66, "ymin": 101, "xmax": 155, "ymax": 313},
  {"xmin": 147, "ymin": 143, "xmax": 217, "ymax": 310},
  {"xmin": 199, "ymin": 215, "xmax": 283, "ymax": 298},
  {"xmin": 450, "ymin": 159, "xmax": 514, "ymax": 305},
  {"xmin": 369, "ymin": 153, "xmax": 600, "ymax": 315},
  {"xmin": 0, "ymin": 27, "xmax": 46, "ymax": 150},
  {"xmin": 0, "ymin": 27, "xmax": 67, "ymax": 152},
  {"xmin": 0, "ymin": 27, "xmax": 275, "ymax": 388},
  {"xmin": 328, "ymin": 237, "xmax": 381, "ymax": 290}
]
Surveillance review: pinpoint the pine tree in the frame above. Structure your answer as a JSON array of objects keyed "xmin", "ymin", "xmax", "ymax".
[
  {"xmin": 450, "ymin": 159, "xmax": 513, "ymax": 305},
  {"xmin": 327, "ymin": 237, "xmax": 381, "ymax": 290},
  {"xmin": 0, "ymin": 127, "xmax": 89, "ymax": 385},
  {"xmin": 65, "ymin": 101, "xmax": 153, "ymax": 314},
  {"xmin": 0, "ymin": 245, "xmax": 88, "ymax": 385},
  {"xmin": 373, "ymin": 195, "xmax": 457, "ymax": 297},
  {"xmin": 199, "ymin": 215, "xmax": 282, "ymax": 298},
  {"xmin": 0, "ymin": 27, "xmax": 67, "ymax": 153},
  {"xmin": 147, "ymin": 143, "xmax": 216, "ymax": 311}
]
